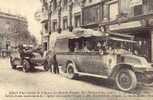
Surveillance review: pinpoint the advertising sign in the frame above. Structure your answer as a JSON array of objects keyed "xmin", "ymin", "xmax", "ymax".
[{"xmin": 130, "ymin": 0, "xmax": 143, "ymax": 7}]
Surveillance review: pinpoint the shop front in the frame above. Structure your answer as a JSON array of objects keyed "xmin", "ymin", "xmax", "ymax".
[{"xmin": 107, "ymin": 20, "xmax": 152, "ymax": 62}]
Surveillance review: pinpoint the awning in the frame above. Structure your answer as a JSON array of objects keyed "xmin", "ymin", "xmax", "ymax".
[
  {"xmin": 109, "ymin": 32, "xmax": 134, "ymax": 38},
  {"xmin": 56, "ymin": 31, "xmax": 77, "ymax": 39},
  {"xmin": 109, "ymin": 37, "xmax": 136, "ymax": 43},
  {"xmin": 73, "ymin": 28, "xmax": 106, "ymax": 37}
]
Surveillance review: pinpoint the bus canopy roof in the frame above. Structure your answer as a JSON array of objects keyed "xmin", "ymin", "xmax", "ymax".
[{"xmin": 50, "ymin": 28, "xmax": 135, "ymax": 41}]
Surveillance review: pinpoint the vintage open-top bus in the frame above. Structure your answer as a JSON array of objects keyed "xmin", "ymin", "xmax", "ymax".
[{"xmin": 49, "ymin": 28, "xmax": 153, "ymax": 92}]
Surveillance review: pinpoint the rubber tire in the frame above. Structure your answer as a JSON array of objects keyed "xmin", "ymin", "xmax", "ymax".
[
  {"xmin": 44, "ymin": 61, "xmax": 49, "ymax": 71},
  {"xmin": 22, "ymin": 60, "xmax": 30, "ymax": 73},
  {"xmin": 115, "ymin": 69, "xmax": 137, "ymax": 92},
  {"xmin": 66, "ymin": 63, "xmax": 76, "ymax": 79}
]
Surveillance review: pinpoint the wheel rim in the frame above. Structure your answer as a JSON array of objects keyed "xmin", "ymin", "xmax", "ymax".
[
  {"xmin": 68, "ymin": 66, "xmax": 74, "ymax": 75},
  {"xmin": 118, "ymin": 72, "xmax": 132, "ymax": 89}
]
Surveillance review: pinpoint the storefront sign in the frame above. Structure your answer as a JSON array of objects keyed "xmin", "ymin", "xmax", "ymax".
[
  {"xmin": 109, "ymin": 21, "xmax": 142, "ymax": 31},
  {"xmin": 130, "ymin": 0, "xmax": 143, "ymax": 7}
]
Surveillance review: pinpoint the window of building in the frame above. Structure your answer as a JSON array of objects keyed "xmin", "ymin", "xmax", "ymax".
[
  {"xmin": 74, "ymin": 13, "xmax": 81, "ymax": 28},
  {"xmin": 82, "ymin": 4, "xmax": 102, "ymax": 25},
  {"xmin": 119, "ymin": 0, "xmax": 131, "ymax": 16},
  {"xmin": 63, "ymin": 17, "xmax": 68, "ymax": 30},
  {"xmin": 53, "ymin": 0, "xmax": 57, "ymax": 10},
  {"xmin": 109, "ymin": 2, "xmax": 119, "ymax": 21},
  {"xmin": 133, "ymin": 5, "xmax": 143, "ymax": 16},
  {"xmin": 52, "ymin": 20, "xmax": 57, "ymax": 32},
  {"xmin": 63, "ymin": 0, "xmax": 68, "ymax": 7},
  {"xmin": 146, "ymin": 0, "xmax": 153, "ymax": 12},
  {"xmin": 129, "ymin": 0, "xmax": 143, "ymax": 16}
]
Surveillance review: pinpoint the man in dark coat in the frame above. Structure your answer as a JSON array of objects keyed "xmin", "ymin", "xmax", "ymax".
[{"xmin": 47, "ymin": 50, "xmax": 59, "ymax": 74}]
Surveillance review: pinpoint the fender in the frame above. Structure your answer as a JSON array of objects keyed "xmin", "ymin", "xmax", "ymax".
[
  {"xmin": 110, "ymin": 63, "xmax": 135, "ymax": 80},
  {"xmin": 65, "ymin": 60, "xmax": 79, "ymax": 73}
]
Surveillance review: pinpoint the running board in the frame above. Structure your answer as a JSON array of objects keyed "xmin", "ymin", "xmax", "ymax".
[{"xmin": 76, "ymin": 72, "xmax": 108, "ymax": 79}]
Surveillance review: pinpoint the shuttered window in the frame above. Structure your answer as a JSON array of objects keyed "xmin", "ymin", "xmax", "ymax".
[
  {"xmin": 133, "ymin": 5, "xmax": 143, "ymax": 16},
  {"xmin": 82, "ymin": 3, "xmax": 102, "ymax": 26},
  {"xmin": 147, "ymin": 0, "xmax": 153, "ymax": 11}
]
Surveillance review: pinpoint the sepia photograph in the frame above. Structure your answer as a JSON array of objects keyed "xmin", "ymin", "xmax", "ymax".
[{"xmin": 1, "ymin": 0, "xmax": 153, "ymax": 100}]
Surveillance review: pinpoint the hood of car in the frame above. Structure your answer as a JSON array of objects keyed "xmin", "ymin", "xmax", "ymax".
[{"xmin": 120, "ymin": 54, "xmax": 152, "ymax": 68}]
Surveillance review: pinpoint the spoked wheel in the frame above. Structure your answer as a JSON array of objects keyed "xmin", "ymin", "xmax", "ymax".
[
  {"xmin": 22, "ymin": 60, "xmax": 30, "ymax": 73},
  {"xmin": 115, "ymin": 69, "xmax": 137, "ymax": 92},
  {"xmin": 66, "ymin": 63, "xmax": 77, "ymax": 79},
  {"xmin": 44, "ymin": 61, "xmax": 50, "ymax": 71}
]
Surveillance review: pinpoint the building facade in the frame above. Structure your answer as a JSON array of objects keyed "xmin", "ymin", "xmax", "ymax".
[
  {"xmin": 39, "ymin": 0, "xmax": 82, "ymax": 50},
  {"xmin": 39, "ymin": 0, "xmax": 153, "ymax": 62},
  {"xmin": 0, "ymin": 11, "xmax": 35, "ymax": 56},
  {"xmin": 100, "ymin": 0, "xmax": 153, "ymax": 62}
]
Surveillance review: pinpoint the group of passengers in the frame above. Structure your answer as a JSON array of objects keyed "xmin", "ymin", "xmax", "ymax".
[{"xmin": 73, "ymin": 40, "xmax": 133, "ymax": 55}]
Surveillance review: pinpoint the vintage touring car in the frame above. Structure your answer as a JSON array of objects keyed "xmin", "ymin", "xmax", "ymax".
[
  {"xmin": 49, "ymin": 28, "xmax": 153, "ymax": 92},
  {"xmin": 10, "ymin": 44, "xmax": 49, "ymax": 72}
]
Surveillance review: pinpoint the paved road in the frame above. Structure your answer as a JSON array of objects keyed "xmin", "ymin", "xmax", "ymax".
[{"xmin": 0, "ymin": 58, "xmax": 153, "ymax": 100}]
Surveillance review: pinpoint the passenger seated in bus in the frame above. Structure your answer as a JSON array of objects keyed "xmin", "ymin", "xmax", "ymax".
[
  {"xmin": 74, "ymin": 42, "xmax": 81, "ymax": 52},
  {"xmin": 134, "ymin": 50, "xmax": 138, "ymax": 55},
  {"xmin": 106, "ymin": 46, "xmax": 113, "ymax": 54},
  {"xmin": 101, "ymin": 42, "xmax": 107, "ymax": 54},
  {"xmin": 95, "ymin": 42, "xmax": 104, "ymax": 54},
  {"xmin": 114, "ymin": 43, "xmax": 129, "ymax": 54},
  {"xmin": 83, "ymin": 41, "xmax": 92, "ymax": 52}
]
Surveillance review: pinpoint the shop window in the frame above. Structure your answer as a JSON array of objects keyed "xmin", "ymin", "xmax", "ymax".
[
  {"xmin": 63, "ymin": 17, "xmax": 68, "ymax": 30},
  {"xmin": 109, "ymin": 2, "xmax": 119, "ymax": 21}
]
